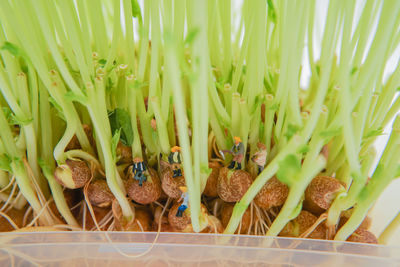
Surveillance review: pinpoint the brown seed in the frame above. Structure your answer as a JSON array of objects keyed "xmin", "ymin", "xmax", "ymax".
[
  {"xmin": 201, "ymin": 215, "xmax": 224, "ymax": 233},
  {"xmin": 54, "ymin": 159, "xmax": 91, "ymax": 189},
  {"xmin": 338, "ymin": 209, "xmax": 371, "ymax": 231},
  {"xmin": 159, "ymin": 160, "xmax": 170, "ymax": 174},
  {"xmin": 129, "ymin": 208, "xmax": 152, "ymax": 231},
  {"xmin": 203, "ymin": 162, "xmax": 221, "ymax": 197},
  {"xmin": 153, "ymin": 206, "xmax": 168, "ymax": 226},
  {"xmin": 152, "ymin": 206, "xmax": 176, "ymax": 232},
  {"xmin": 304, "ymin": 176, "xmax": 344, "ymax": 215},
  {"xmin": 217, "ymin": 167, "xmax": 252, "ymax": 202},
  {"xmin": 87, "ymin": 179, "xmax": 115, "ymax": 208},
  {"xmin": 157, "ymin": 189, "xmax": 169, "ymax": 202},
  {"xmin": 168, "ymin": 202, "xmax": 191, "ymax": 231},
  {"xmin": 280, "ymin": 210, "xmax": 326, "ymax": 239},
  {"xmin": 254, "ymin": 177, "xmax": 288, "ymax": 209},
  {"xmin": 220, "ymin": 202, "xmax": 251, "ymax": 234},
  {"xmin": 116, "ymin": 142, "xmax": 133, "ymax": 164},
  {"xmin": 161, "ymin": 164, "xmax": 186, "ymax": 199},
  {"xmin": 0, "ymin": 208, "xmax": 25, "ymax": 232},
  {"xmin": 83, "ymin": 206, "xmax": 112, "ymax": 231},
  {"xmin": 126, "ymin": 167, "xmax": 162, "ymax": 204},
  {"xmin": 347, "ymin": 229, "xmax": 378, "ymax": 244},
  {"xmin": 112, "ymin": 200, "xmax": 151, "ymax": 231},
  {"xmin": 65, "ymin": 124, "xmax": 95, "ymax": 151}
]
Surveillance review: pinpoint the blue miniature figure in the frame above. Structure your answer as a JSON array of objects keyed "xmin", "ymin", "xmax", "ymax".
[
  {"xmin": 176, "ymin": 186, "xmax": 189, "ymax": 217},
  {"xmin": 132, "ymin": 157, "xmax": 147, "ymax": 186}
]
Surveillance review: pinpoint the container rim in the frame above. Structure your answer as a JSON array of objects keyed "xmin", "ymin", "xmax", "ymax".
[{"xmin": 0, "ymin": 231, "xmax": 399, "ymax": 260}]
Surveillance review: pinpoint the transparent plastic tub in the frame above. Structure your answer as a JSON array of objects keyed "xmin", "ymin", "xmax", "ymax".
[{"xmin": 0, "ymin": 232, "xmax": 399, "ymax": 266}]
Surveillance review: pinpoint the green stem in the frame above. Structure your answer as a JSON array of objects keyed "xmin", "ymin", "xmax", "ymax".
[
  {"xmin": 147, "ymin": 0, "xmax": 162, "ymax": 116},
  {"xmin": 86, "ymin": 78, "xmax": 133, "ymax": 220},
  {"xmin": 379, "ymin": 211, "xmax": 400, "ymax": 244},
  {"xmin": 41, "ymin": 162, "xmax": 79, "ymax": 227},
  {"xmin": 267, "ymin": 107, "xmax": 328, "ymax": 236},
  {"xmin": 264, "ymin": 94, "xmax": 275, "ymax": 157},
  {"xmin": 209, "ymin": 102, "xmax": 228, "ymax": 151},
  {"xmin": 150, "ymin": 96, "xmax": 170, "ymax": 155},
  {"xmin": 38, "ymin": 85, "xmax": 78, "ymax": 226},
  {"xmin": 267, "ymin": 156, "xmax": 326, "ymax": 236},
  {"xmin": 225, "ymin": 0, "xmax": 341, "ymax": 234},
  {"xmin": 335, "ymin": 142, "xmax": 400, "ymax": 241},
  {"xmin": 104, "ymin": 0, "xmax": 121, "ymax": 71},
  {"xmin": 87, "ymin": 0, "xmax": 108, "ymax": 57},
  {"xmin": 137, "ymin": 0, "xmax": 150, "ymax": 81},
  {"xmin": 126, "ymin": 77, "xmax": 143, "ymax": 158},
  {"xmin": 23, "ymin": 123, "xmax": 50, "ymax": 197},
  {"xmin": 136, "ymin": 89, "xmax": 157, "ymax": 154},
  {"xmin": 224, "ymin": 134, "xmax": 303, "ymax": 234},
  {"xmin": 165, "ymin": 32, "xmax": 201, "ymax": 232}
]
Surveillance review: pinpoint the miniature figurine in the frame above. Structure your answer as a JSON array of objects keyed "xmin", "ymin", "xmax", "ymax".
[
  {"xmin": 132, "ymin": 157, "xmax": 147, "ymax": 186},
  {"xmin": 251, "ymin": 142, "xmax": 267, "ymax": 174},
  {"xmin": 221, "ymin": 136, "xmax": 244, "ymax": 170},
  {"xmin": 176, "ymin": 186, "xmax": 189, "ymax": 217},
  {"xmin": 168, "ymin": 146, "xmax": 182, "ymax": 178}
]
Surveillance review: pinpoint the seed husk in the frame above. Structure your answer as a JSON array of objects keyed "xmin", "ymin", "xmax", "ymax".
[
  {"xmin": 254, "ymin": 177, "xmax": 288, "ymax": 209},
  {"xmin": 161, "ymin": 162, "xmax": 186, "ymax": 199},
  {"xmin": 338, "ymin": 209, "xmax": 371, "ymax": 230},
  {"xmin": 152, "ymin": 206, "xmax": 176, "ymax": 232},
  {"xmin": 112, "ymin": 200, "xmax": 152, "ymax": 231},
  {"xmin": 201, "ymin": 215, "xmax": 224, "ymax": 233},
  {"xmin": 220, "ymin": 202, "xmax": 251, "ymax": 234},
  {"xmin": 83, "ymin": 206, "xmax": 112, "ymax": 230},
  {"xmin": 0, "ymin": 207, "xmax": 25, "ymax": 232},
  {"xmin": 87, "ymin": 179, "xmax": 115, "ymax": 208},
  {"xmin": 129, "ymin": 208, "xmax": 152, "ymax": 231},
  {"xmin": 203, "ymin": 161, "xmax": 221, "ymax": 197},
  {"xmin": 280, "ymin": 210, "xmax": 326, "ymax": 239},
  {"xmin": 304, "ymin": 176, "xmax": 344, "ymax": 215},
  {"xmin": 126, "ymin": 167, "xmax": 161, "ymax": 204},
  {"xmin": 346, "ymin": 229, "xmax": 378, "ymax": 244},
  {"xmin": 65, "ymin": 124, "xmax": 95, "ymax": 151},
  {"xmin": 116, "ymin": 142, "xmax": 133, "ymax": 164},
  {"xmin": 168, "ymin": 201, "xmax": 191, "ymax": 231},
  {"xmin": 54, "ymin": 159, "xmax": 91, "ymax": 189},
  {"xmin": 217, "ymin": 167, "xmax": 252, "ymax": 202}
]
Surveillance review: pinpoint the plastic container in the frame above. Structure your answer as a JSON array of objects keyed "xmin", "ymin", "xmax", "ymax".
[{"xmin": 0, "ymin": 232, "xmax": 399, "ymax": 266}]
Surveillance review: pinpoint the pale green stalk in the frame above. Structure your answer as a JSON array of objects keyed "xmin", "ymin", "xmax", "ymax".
[
  {"xmin": 165, "ymin": 32, "xmax": 201, "ymax": 232},
  {"xmin": 104, "ymin": 0, "xmax": 121, "ymax": 71},
  {"xmin": 86, "ymin": 0, "xmax": 108, "ymax": 57},
  {"xmin": 379, "ymin": 211, "xmax": 400, "ymax": 244},
  {"xmin": 327, "ymin": 0, "xmax": 400, "ymax": 228},
  {"xmin": 86, "ymin": 78, "xmax": 134, "ymax": 220},
  {"xmin": 188, "ymin": 0, "xmax": 210, "ymax": 191},
  {"xmin": 266, "ymin": 106, "xmax": 328, "ymax": 236},
  {"xmin": 150, "ymin": 96, "xmax": 170, "ymax": 155},
  {"xmin": 225, "ymin": 0, "xmax": 341, "ymax": 234},
  {"xmin": 127, "ymin": 77, "xmax": 143, "ymax": 158},
  {"xmin": 0, "ymin": 101, "xmax": 53, "ymax": 225},
  {"xmin": 147, "ymin": 0, "xmax": 162, "ymax": 117},
  {"xmin": 39, "ymin": 85, "xmax": 79, "ymax": 227}
]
